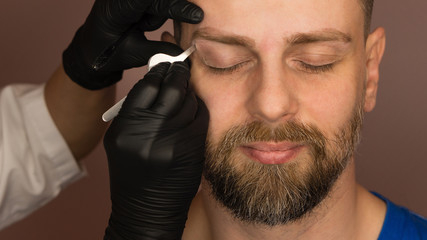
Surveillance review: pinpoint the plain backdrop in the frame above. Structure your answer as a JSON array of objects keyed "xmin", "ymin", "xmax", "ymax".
[{"xmin": 0, "ymin": 0, "xmax": 426, "ymax": 239}]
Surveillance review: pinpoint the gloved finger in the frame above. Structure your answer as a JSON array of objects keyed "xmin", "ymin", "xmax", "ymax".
[
  {"xmin": 103, "ymin": 30, "xmax": 183, "ymax": 71},
  {"xmin": 148, "ymin": 0, "xmax": 204, "ymax": 24},
  {"xmin": 192, "ymin": 97, "xmax": 210, "ymax": 132},
  {"xmin": 168, "ymin": 0, "xmax": 204, "ymax": 23},
  {"xmin": 120, "ymin": 62, "xmax": 171, "ymax": 114},
  {"xmin": 167, "ymin": 90, "xmax": 198, "ymax": 127},
  {"xmin": 98, "ymin": 0, "xmax": 155, "ymax": 31},
  {"xmin": 138, "ymin": 14, "xmax": 168, "ymax": 31},
  {"xmin": 173, "ymin": 97, "xmax": 209, "ymax": 164},
  {"xmin": 151, "ymin": 62, "xmax": 190, "ymax": 116}
]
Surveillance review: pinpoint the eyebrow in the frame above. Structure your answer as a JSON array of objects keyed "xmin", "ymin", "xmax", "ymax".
[
  {"xmin": 192, "ymin": 27, "xmax": 352, "ymax": 48},
  {"xmin": 287, "ymin": 30, "xmax": 352, "ymax": 45},
  {"xmin": 192, "ymin": 28, "xmax": 255, "ymax": 48}
]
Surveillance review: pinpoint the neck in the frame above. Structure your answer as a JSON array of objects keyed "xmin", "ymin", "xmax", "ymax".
[{"xmin": 183, "ymin": 158, "xmax": 386, "ymax": 240}]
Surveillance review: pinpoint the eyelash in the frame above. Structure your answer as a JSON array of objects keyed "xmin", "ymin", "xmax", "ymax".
[
  {"xmin": 297, "ymin": 61, "xmax": 334, "ymax": 74},
  {"xmin": 206, "ymin": 62, "xmax": 247, "ymax": 74},
  {"xmin": 205, "ymin": 61, "xmax": 335, "ymax": 75}
]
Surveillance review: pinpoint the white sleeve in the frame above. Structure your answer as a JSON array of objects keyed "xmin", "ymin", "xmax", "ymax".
[{"xmin": 0, "ymin": 83, "xmax": 86, "ymax": 230}]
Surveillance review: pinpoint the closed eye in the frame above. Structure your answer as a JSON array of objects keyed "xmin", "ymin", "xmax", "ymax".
[
  {"xmin": 204, "ymin": 59, "xmax": 335, "ymax": 74},
  {"xmin": 205, "ymin": 61, "xmax": 249, "ymax": 74},
  {"xmin": 296, "ymin": 61, "xmax": 335, "ymax": 74}
]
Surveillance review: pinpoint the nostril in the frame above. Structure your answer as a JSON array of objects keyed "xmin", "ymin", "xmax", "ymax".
[{"xmin": 246, "ymin": 87, "xmax": 298, "ymax": 124}]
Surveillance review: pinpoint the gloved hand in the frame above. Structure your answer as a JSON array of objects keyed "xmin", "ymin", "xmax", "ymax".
[
  {"xmin": 63, "ymin": 0, "xmax": 203, "ymax": 90},
  {"xmin": 103, "ymin": 62, "xmax": 209, "ymax": 239}
]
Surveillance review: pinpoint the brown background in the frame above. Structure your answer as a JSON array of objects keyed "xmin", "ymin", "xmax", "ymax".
[{"xmin": 0, "ymin": 0, "xmax": 426, "ymax": 239}]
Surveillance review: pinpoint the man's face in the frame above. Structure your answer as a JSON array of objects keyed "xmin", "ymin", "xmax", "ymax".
[{"xmin": 178, "ymin": 0, "xmax": 380, "ymax": 225}]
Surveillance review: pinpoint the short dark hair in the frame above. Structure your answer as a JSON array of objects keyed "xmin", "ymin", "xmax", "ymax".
[
  {"xmin": 174, "ymin": 0, "xmax": 375, "ymax": 43},
  {"xmin": 361, "ymin": 0, "xmax": 375, "ymax": 37}
]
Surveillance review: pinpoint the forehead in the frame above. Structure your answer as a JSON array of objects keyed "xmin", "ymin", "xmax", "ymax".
[{"xmin": 185, "ymin": 0, "xmax": 364, "ymax": 45}]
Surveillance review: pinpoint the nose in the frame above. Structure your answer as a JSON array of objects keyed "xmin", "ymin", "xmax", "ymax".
[{"xmin": 246, "ymin": 61, "xmax": 298, "ymax": 124}]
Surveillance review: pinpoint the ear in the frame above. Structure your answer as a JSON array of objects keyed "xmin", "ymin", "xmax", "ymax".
[
  {"xmin": 161, "ymin": 31, "xmax": 178, "ymax": 45},
  {"xmin": 364, "ymin": 27, "xmax": 386, "ymax": 112}
]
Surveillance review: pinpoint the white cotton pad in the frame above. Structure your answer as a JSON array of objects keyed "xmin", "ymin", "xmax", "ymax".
[{"xmin": 102, "ymin": 45, "xmax": 196, "ymax": 122}]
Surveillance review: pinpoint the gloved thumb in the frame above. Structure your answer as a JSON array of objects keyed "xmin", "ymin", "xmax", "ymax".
[{"xmin": 102, "ymin": 29, "xmax": 184, "ymax": 71}]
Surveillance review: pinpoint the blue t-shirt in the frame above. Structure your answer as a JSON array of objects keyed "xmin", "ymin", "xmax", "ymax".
[{"xmin": 373, "ymin": 192, "xmax": 427, "ymax": 240}]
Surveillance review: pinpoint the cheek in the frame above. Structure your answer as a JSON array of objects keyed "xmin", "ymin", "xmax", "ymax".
[
  {"xmin": 307, "ymin": 84, "xmax": 355, "ymax": 130},
  {"xmin": 190, "ymin": 61, "xmax": 248, "ymax": 144},
  {"xmin": 301, "ymin": 63, "xmax": 365, "ymax": 137}
]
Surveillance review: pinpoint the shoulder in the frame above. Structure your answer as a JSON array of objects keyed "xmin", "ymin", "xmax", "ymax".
[{"xmin": 373, "ymin": 192, "xmax": 427, "ymax": 240}]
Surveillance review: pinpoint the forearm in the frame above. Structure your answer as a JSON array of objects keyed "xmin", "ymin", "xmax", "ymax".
[
  {"xmin": 45, "ymin": 64, "xmax": 116, "ymax": 160},
  {"xmin": 0, "ymin": 83, "xmax": 86, "ymax": 230}
]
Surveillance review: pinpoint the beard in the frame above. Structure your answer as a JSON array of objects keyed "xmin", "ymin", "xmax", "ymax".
[{"xmin": 203, "ymin": 102, "xmax": 364, "ymax": 226}]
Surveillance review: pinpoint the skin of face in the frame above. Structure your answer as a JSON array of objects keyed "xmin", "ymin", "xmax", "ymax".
[
  {"xmin": 163, "ymin": 0, "xmax": 386, "ymax": 238},
  {"xmin": 174, "ymin": 0, "xmax": 384, "ymax": 156}
]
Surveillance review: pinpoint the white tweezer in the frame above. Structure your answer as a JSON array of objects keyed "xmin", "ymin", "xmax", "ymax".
[{"xmin": 102, "ymin": 45, "xmax": 196, "ymax": 122}]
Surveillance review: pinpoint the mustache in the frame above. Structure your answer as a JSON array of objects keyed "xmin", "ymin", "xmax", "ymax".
[{"xmin": 207, "ymin": 120, "xmax": 328, "ymax": 158}]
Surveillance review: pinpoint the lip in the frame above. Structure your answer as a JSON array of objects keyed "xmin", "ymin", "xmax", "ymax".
[{"xmin": 239, "ymin": 142, "xmax": 304, "ymax": 165}]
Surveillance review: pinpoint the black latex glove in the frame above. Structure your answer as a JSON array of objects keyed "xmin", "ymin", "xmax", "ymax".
[
  {"xmin": 103, "ymin": 62, "xmax": 209, "ymax": 239},
  {"xmin": 63, "ymin": 0, "xmax": 203, "ymax": 90}
]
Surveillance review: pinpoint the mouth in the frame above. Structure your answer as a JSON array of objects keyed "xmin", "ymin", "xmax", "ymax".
[{"xmin": 239, "ymin": 141, "xmax": 304, "ymax": 165}]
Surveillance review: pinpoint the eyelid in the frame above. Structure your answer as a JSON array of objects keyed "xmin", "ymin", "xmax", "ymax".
[
  {"xmin": 294, "ymin": 60, "xmax": 336, "ymax": 74},
  {"xmin": 287, "ymin": 41, "xmax": 351, "ymax": 56},
  {"xmin": 200, "ymin": 53, "xmax": 251, "ymax": 69},
  {"xmin": 194, "ymin": 40, "xmax": 254, "ymax": 68},
  {"xmin": 292, "ymin": 52, "xmax": 341, "ymax": 62},
  {"xmin": 205, "ymin": 61, "xmax": 251, "ymax": 74},
  {"xmin": 289, "ymin": 52, "xmax": 342, "ymax": 70}
]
